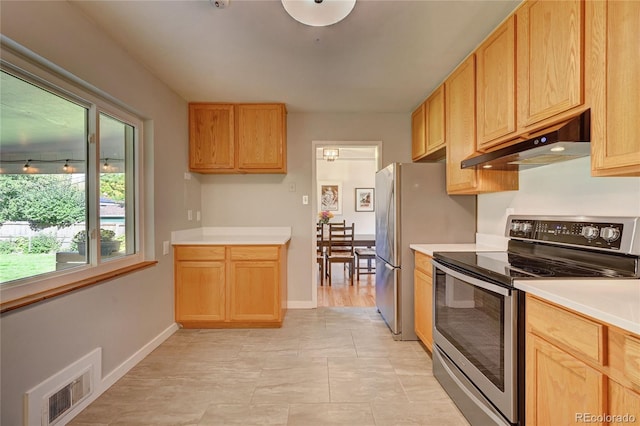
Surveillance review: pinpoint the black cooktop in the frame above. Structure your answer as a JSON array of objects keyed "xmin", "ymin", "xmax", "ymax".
[{"xmin": 433, "ymin": 242, "xmax": 639, "ymax": 287}]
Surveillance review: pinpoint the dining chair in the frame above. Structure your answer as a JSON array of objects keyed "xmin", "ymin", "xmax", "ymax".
[
  {"xmin": 316, "ymin": 223, "xmax": 326, "ymax": 285},
  {"xmin": 326, "ymin": 222, "xmax": 355, "ymax": 286},
  {"xmin": 354, "ymin": 246, "xmax": 376, "ymax": 280}
]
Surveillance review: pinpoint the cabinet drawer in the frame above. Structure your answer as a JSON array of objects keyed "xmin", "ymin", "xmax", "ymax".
[
  {"xmin": 230, "ymin": 246, "xmax": 279, "ymax": 261},
  {"xmin": 527, "ymin": 296, "xmax": 604, "ymax": 365},
  {"xmin": 175, "ymin": 246, "xmax": 225, "ymax": 261},
  {"xmin": 415, "ymin": 252, "xmax": 433, "ymax": 276}
]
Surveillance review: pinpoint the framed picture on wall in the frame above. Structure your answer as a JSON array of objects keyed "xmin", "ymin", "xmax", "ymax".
[
  {"xmin": 318, "ymin": 181, "xmax": 342, "ymax": 214},
  {"xmin": 355, "ymin": 188, "xmax": 374, "ymax": 212}
]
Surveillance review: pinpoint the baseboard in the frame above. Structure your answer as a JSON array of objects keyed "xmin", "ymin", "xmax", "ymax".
[{"xmin": 99, "ymin": 322, "xmax": 179, "ymax": 392}]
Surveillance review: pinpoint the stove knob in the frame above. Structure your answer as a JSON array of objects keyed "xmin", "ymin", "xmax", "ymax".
[
  {"xmin": 510, "ymin": 222, "xmax": 523, "ymax": 233},
  {"xmin": 600, "ymin": 226, "xmax": 620, "ymax": 242},
  {"xmin": 581, "ymin": 225, "xmax": 599, "ymax": 240},
  {"xmin": 521, "ymin": 223, "xmax": 533, "ymax": 233}
]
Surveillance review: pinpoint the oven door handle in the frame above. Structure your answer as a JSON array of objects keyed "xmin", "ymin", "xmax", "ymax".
[{"xmin": 432, "ymin": 260, "xmax": 512, "ymax": 297}]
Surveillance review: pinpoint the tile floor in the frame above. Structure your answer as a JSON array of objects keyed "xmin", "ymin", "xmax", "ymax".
[{"xmin": 69, "ymin": 307, "xmax": 469, "ymax": 426}]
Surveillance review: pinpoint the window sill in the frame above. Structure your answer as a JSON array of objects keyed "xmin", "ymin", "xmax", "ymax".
[{"xmin": 0, "ymin": 260, "xmax": 157, "ymax": 314}]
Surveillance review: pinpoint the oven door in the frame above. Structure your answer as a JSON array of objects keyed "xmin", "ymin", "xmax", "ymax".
[{"xmin": 431, "ymin": 260, "xmax": 518, "ymax": 425}]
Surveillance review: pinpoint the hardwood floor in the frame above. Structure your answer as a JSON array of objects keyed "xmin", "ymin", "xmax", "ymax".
[{"xmin": 317, "ymin": 265, "xmax": 376, "ymax": 308}]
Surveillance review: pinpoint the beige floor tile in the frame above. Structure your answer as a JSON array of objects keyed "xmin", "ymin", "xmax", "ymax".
[
  {"xmin": 371, "ymin": 400, "xmax": 470, "ymax": 426},
  {"xmin": 198, "ymin": 404, "xmax": 289, "ymax": 425},
  {"xmin": 69, "ymin": 307, "xmax": 471, "ymax": 425},
  {"xmin": 288, "ymin": 403, "xmax": 375, "ymax": 426}
]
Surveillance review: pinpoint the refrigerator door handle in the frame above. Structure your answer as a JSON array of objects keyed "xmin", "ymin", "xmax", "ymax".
[{"xmin": 386, "ymin": 183, "xmax": 395, "ymax": 264}]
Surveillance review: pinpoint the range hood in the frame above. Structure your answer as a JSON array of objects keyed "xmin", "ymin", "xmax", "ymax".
[{"xmin": 461, "ymin": 110, "xmax": 590, "ymax": 170}]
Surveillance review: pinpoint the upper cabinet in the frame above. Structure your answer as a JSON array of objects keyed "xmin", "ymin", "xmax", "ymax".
[
  {"xmin": 189, "ymin": 103, "xmax": 235, "ymax": 172},
  {"xmin": 412, "ymin": 86, "xmax": 446, "ymax": 161},
  {"xmin": 445, "ymin": 55, "xmax": 518, "ymax": 194},
  {"xmin": 589, "ymin": 0, "xmax": 640, "ymax": 177},
  {"xmin": 425, "ymin": 85, "xmax": 446, "ymax": 154},
  {"xmin": 517, "ymin": 0, "xmax": 585, "ymax": 128},
  {"xmin": 476, "ymin": 16, "xmax": 518, "ymax": 150},
  {"xmin": 411, "ymin": 102, "xmax": 426, "ymax": 161},
  {"xmin": 477, "ymin": 1, "xmax": 588, "ymax": 150},
  {"xmin": 189, "ymin": 103, "xmax": 287, "ymax": 174}
]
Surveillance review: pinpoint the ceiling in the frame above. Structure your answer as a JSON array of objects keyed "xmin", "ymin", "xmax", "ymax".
[{"xmin": 69, "ymin": 0, "xmax": 522, "ymax": 114}]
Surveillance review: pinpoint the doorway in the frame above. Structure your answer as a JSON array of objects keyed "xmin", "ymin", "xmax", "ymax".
[{"xmin": 311, "ymin": 141, "xmax": 382, "ymax": 308}]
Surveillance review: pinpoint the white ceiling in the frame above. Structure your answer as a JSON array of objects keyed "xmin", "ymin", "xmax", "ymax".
[{"xmin": 69, "ymin": 0, "xmax": 522, "ymax": 114}]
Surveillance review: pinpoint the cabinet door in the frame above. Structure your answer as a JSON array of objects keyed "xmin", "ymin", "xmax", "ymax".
[
  {"xmin": 175, "ymin": 260, "xmax": 226, "ymax": 322},
  {"xmin": 590, "ymin": 0, "xmax": 640, "ymax": 176},
  {"xmin": 229, "ymin": 260, "xmax": 280, "ymax": 322},
  {"xmin": 446, "ymin": 56, "xmax": 518, "ymax": 194},
  {"xmin": 425, "ymin": 86, "xmax": 445, "ymax": 155},
  {"xmin": 526, "ymin": 334, "xmax": 605, "ymax": 426},
  {"xmin": 476, "ymin": 16, "xmax": 517, "ymax": 149},
  {"xmin": 411, "ymin": 102, "xmax": 427, "ymax": 161},
  {"xmin": 517, "ymin": 0, "xmax": 584, "ymax": 127},
  {"xmin": 608, "ymin": 379, "xmax": 640, "ymax": 426},
  {"xmin": 237, "ymin": 104, "xmax": 286, "ymax": 172},
  {"xmin": 189, "ymin": 103, "xmax": 235, "ymax": 171},
  {"xmin": 414, "ymin": 268, "xmax": 433, "ymax": 351}
]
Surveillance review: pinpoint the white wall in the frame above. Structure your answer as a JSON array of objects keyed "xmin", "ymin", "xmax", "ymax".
[
  {"xmin": 478, "ymin": 157, "xmax": 640, "ymax": 236},
  {"xmin": 200, "ymin": 112, "xmax": 411, "ymax": 304},
  {"xmin": 316, "ymin": 148, "xmax": 377, "ymax": 234},
  {"xmin": 0, "ymin": 3, "xmax": 199, "ymax": 425}
]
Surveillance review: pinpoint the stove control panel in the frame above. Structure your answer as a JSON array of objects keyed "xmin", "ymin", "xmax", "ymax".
[{"xmin": 508, "ymin": 218, "xmax": 624, "ymax": 251}]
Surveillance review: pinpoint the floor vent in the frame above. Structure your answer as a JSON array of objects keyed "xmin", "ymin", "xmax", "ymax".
[
  {"xmin": 24, "ymin": 348, "xmax": 101, "ymax": 426},
  {"xmin": 46, "ymin": 369, "xmax": 92, "ymax": 425}
]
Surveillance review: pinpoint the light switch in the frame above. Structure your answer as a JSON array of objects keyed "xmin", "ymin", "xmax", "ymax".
[
  {"xmin": 163, "ymin": 241, "xmax": 170, "ymax": 255},
  {"xmin": 302, "ymin": 195, "xmax": 309, "ymax": 205},
  {"xmin": 187, "ymin": 210, "xmax": 193, "ymax": 221},
  {"xmin": 196, "ymin": 211, "xmax": 201, "ymax": 221}
]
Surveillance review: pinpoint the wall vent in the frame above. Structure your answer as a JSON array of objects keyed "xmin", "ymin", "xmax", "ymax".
[{"xmin": 24, "ymin": 348, "xmax": 101, "ymax": 426}]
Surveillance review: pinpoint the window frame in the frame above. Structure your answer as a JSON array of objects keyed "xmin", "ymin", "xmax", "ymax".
[{"xmin": 0, "ymin": 43, "xmax": 150, "ymax": 309}]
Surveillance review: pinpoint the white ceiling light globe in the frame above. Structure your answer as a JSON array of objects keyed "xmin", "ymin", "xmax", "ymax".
[{"xmin": 281, "ymin": 0, "xmax": 356, "ymax": 27}]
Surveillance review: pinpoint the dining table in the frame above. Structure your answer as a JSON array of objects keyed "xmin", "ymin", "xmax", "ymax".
[{"xmin": 318, "ymin": 233, "xmax": 375, "ymax": 249}]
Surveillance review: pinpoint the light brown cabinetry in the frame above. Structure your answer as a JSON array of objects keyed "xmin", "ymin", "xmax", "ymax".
[
  {"xmin": 517, "ymin": 0, "xmax": 585, "ymax": 128},
  {"xmin": 476, "ymin": 15, "xmax": 517, "ymax": 150},
  {"xmin": 477, "ymin": 1, "xmax": 589, "ymax": 150},
  {"xmin": 189, "ymin": 103, "xmax": 287, "ymax": 174},
  {"xmin": 414, "ymin": 251, "xmax": 433, "ymax": 351},
  {"xmin": 589, "ymin": 0, "xmax": 640, "ymax": 177},
  {"xmin": 175, "ymin": 246, "xmax": 226, "ymax": 322},
  {"xmin": 174, "ymin": 244, "xmax": 287, "ymax": 328},
  {"xmin": 411, "ymin": 102, "xmax": 426, "ymax": 161},
  {"xmin": 412, "ymin": 86, "xmax": 446, "ymax": 161},
  {"xmin": 526, "ymin": 294, "xmax": 640, "ymax": 425},
  {"xmin": 445, "ymin": 55, "xmax": 518, "ymax": 194}
]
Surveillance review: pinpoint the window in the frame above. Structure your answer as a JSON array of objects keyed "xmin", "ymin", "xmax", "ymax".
[{"xmin": 0, "ymin": 54, "xmax": 146, "ymax": 306}]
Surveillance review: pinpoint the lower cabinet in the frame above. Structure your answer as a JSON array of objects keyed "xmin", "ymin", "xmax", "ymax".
[
  {"xmin": 174, "ymin": 244, "xmax": 287, "ymax": 328},
  {"xmin": 526, "ymin": 294, "xmax": 640, "ymax": 425},
  {"xmin": 414, "ymin": 251, "xmax": 433, "ymax": 351}
]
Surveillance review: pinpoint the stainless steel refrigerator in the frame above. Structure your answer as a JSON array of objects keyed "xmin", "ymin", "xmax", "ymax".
[{"xmin": 375, "ymin": 162, "xmax": 476, "ymax": 340}]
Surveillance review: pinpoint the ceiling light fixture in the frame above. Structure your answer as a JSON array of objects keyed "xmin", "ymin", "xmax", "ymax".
[
  {"xmin": 323, "ymin": 148, "xmax": 339, "ymax": 162},
  {"xmin": 281, "ymin": 0, "xmax": 356, "ymax": 27}
]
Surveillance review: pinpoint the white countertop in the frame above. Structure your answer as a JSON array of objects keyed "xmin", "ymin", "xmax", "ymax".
[
  {"xmin": 410, "ymin": 233, "xmax": 508, "ymax": 256},
  {"xmin": 171, "ymin": 227, "xmax": 291, "ymax": 245},
  {"xmin": 515, "ymin": 279, "xmax": 640, "ymax": 335}
]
